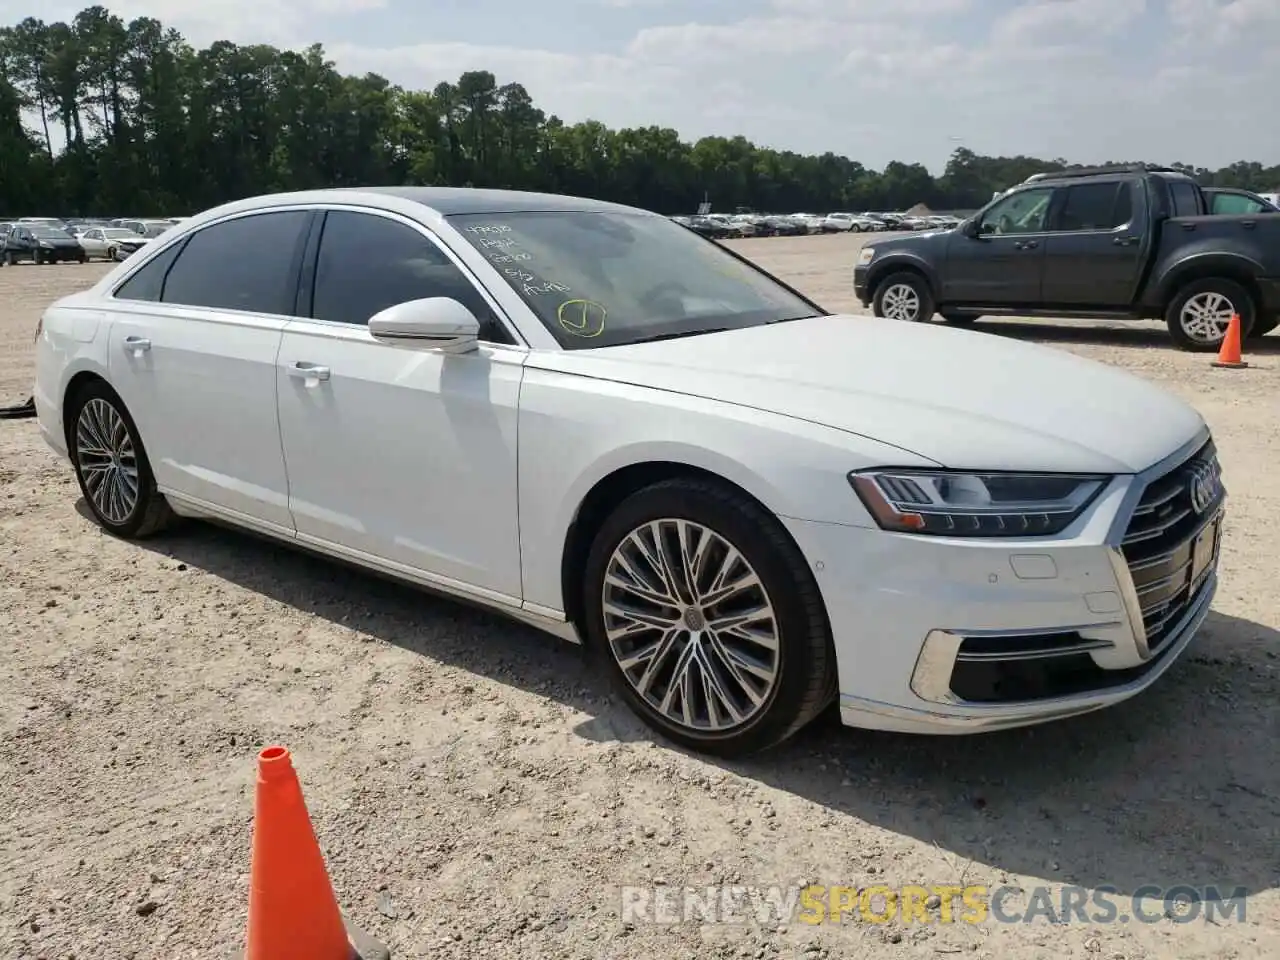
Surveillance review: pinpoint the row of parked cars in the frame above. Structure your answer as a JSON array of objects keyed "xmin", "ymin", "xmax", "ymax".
[
  {"xmin": 672, "ymin": 210, "xmax": 962, "ymax": 239},
  {"xmin": 0, "ymin": 215, "xmax": 187, "ymax": 265}
]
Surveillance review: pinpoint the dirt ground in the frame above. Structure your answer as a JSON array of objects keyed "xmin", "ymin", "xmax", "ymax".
[{"xmin": 1, "ymin": 234, "xmax": 1277, "ymax": 960}]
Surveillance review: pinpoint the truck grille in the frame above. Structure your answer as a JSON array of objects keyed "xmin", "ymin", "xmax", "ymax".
[{"xmin": 1121, "ymin": 440, "xmax": 1223, "ymax": 654}]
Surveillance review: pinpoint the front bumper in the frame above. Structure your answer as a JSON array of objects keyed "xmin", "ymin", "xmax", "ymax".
[
  {"xmin": 782, "ymin": 431, "xmax": 1222, "ymax": 735},
  {"xmin": 853, "ymin": 265, "xmax": 870, "ymax": 305}
]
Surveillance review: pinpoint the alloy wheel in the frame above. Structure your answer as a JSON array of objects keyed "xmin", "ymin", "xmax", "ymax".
[
  {"xmin": 880, "ymin": 282, "xmax": 922, "ymax": 321},
  {"xmin": 1179, "ymin": 291, "xmax": 1235, "ymax": 344},
  {"xmin": 75, "ymin": 397, "xmax": 140, "ymax": 524},
  {"xmin": 601, "ymin": 519, "xmax": 781, "ymax": 733}
]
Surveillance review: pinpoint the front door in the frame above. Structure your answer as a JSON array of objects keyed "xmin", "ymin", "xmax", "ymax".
[
  {"xmin": 107, "ymin": 210, "xmax": 312, "ymax": 530},
  {"xmin": 942, "ymin": 186, "xmax": 1055, "ymax": 305},
  {"xmin": 275, "ymin": 208, "xmax": 525, "ymax": 599}
]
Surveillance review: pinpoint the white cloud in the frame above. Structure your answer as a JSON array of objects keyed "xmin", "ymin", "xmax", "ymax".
[{"xmin": 990, "ymin": 0, "xmax": 1147, "ymax": 44}]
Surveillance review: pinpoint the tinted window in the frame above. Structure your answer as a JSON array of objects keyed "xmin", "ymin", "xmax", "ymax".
[
  {"xmin": 1168, "ymin": 181, "xmax": 1201, "ymax": 217},
  {"xmin": 114, "ymin": 241, "xmax": 187, "ymax": 302},
  {"xmin": 978, "ymin": 187, "xmax": 1055, "ymax": 235},
  {"xmin": 161, "ymin": 211, "xmax": 308, "ymax": 315},
  {"xmin": 1056, "ymin": 182, "xmax": 1133, "ymax": 231},
  {"xmin": 1209, "ymin": 192, "xmax": 1267, "ymax": 215},
  {"xmin": 310, "ymin": 211, "xmax": 509, "ymax": 342}
]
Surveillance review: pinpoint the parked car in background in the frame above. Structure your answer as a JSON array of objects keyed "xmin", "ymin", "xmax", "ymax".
[
  {"xmin": 855, "ymin": 163, "xmax": 1280, "ymax": 350},
  {"xmin": 823, "ymin": 213, "xmax": 884, "ymax": 233},
  {"xmin": 1202, "ymin": 187, "xmax": 1279, "ymax": 215},
  {"xmin": 33, "ymin": 185, "xmax": 1224, "ymax": 757},
  {"xmin": 4, "ymin": 223, "xmax": 88, "ymax": 264},
  {"xmin": 74, "ymin": 226, "xmax": 152, "ymax": 261}
]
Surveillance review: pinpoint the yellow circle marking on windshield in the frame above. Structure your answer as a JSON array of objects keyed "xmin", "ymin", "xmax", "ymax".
[{"xmin": 557, "ymin": 299, "xmax": 608, "ymax": 338}]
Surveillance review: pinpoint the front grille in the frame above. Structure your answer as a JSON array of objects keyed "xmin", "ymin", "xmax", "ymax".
[{"xmin": 1121, "ymin": 440, "xmax": 1223, "ymax": 653}]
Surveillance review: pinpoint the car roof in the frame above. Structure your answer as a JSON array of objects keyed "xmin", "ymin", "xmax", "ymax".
[{"xmin": 261, "ymin": 186, "xmax": 651, "ymax": 217}]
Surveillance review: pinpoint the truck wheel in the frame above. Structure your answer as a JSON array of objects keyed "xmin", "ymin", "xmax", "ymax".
[
  {"xmin": 1248, "ymin": 315, "xmax": 1278, "ymax": 339},
  {"xmin": 872, "ymin": 271, "xmax": 935, "ymax": 323},
  {"xmin": 1165, "ymin": 278, "xmax": 1256, "ymax": 352}
]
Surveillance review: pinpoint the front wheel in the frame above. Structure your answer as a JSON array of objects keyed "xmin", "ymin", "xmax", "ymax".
[
  {"xmin": 582, "ymin": 478, "xmax": 836, "ymax": 757},
  {"xmin": 872, "ymin": 271, "xmax": 935, "ymax": 323},
  {"xmin": 67, "ymin": 380, "xmax": 173, "ymax": 539},
  {"xmin": 1165, "ymin": 278, "xmax": 1256, "ymax": 352}
]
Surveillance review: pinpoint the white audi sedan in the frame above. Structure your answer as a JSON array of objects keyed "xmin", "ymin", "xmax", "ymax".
[{"xmin": 32, "ymin": 188, "xmax": 1225, "ymax": 756}]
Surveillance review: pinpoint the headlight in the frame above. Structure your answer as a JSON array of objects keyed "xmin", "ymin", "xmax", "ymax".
[
  {"xmin": 857, "ymin": 247, "xmax": 876, "ymax": 265},
  {"xmin": 39, "ymin": 241, "xmax": 52, "ymax": 248},
  {"xmin": 849, "ymin": 469, "xmax": 1107, "ymax": 537}
]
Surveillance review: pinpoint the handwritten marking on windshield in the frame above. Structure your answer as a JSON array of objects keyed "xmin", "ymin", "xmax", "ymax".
[
  {"xmin": 557, "ymin": 299, "xmax": 608, "ymax": 338},
  {"xmin": 465, "ymin": 224, "xmax": 511, "ymax": 234}
]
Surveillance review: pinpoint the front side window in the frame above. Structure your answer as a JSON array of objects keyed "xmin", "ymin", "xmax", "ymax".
[
  {"xmin": 308, "ymin": 210, "xmax": 509, "ymax": 342},
  {"xmin": 977, "ymin": 187, "xmax": 1055, "ymax": 235},
  {"xmin": 160, "ymin": 211, "xmax": 310, "ymax": 315},
  {"xmin": 447, "ymin": 211, "xmax": 823, "ymax": 349}
]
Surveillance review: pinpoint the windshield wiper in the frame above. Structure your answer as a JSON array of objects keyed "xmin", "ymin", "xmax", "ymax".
[
  {"xmin": 765, "ymin": 314, "xmax": 822, "ymax": 324},
  {"xmin": 624, "ymin": 327, "xmax": 732, "ymax": 344}
]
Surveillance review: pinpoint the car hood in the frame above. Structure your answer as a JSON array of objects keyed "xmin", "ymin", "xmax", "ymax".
[{"xmin": 527, "ymin": 316, "xmax": 1206, "ymax": 473}]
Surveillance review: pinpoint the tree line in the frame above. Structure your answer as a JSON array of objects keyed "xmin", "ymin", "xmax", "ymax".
[{"xmin": 1, "ymin": 6, "xmax": 1278, "ymax": 219}]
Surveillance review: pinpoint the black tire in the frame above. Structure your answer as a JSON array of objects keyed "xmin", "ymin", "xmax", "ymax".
[
  {"xmin": 106, "ymin": 246, "xmax": 117, "ymax": 261},
  {"xmin": 78, "ymin": 252, "xmax": 87, "ymax": 264},
  {"xmin": 4, "ymin": 250, "xmax": 13, "ymax": 266},
  {"xmin": 940, "ymin": 312, "xmax": 977, "ymax": 326},
  {"xmin": 33, "ymin": 250, "xmax": 43, "ymax": 265},
  {"xmin": 1248, "ymin": 314, "xmax": 1278, "ymax": 339},
  {"xmin": 581, "ymin": 477, "xmax": 837, "ymax": 757},
  {"xmin": 66, "ymin": 380, "xmax": 173, "ymax": 539},
  {"xmin": 1164, "ymin": 277, "xmax": 1256, "ymax": 352},
  {"xmin": 872, "ymin": 270, "xmax": 935, "ymax": 323}
]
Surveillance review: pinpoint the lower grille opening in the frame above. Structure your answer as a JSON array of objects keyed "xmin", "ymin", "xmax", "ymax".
[{"xmin": 947, "ymin": 624, "xmax": 1188, "ymax": 704}]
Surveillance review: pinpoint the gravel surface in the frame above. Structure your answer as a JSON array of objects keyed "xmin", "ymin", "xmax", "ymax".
[{"xmin": 2, "ymin": 235, "xmax": 1278, "ymax": 960}]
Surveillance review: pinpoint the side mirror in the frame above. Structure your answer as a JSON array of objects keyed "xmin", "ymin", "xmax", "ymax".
[
  {"xmin": 961, "ymin": 218, "xmax": 980, "ymax": 238},
  {"xmin": 367, "ymin": 297, "xmax": 481, "ymax": 354}
]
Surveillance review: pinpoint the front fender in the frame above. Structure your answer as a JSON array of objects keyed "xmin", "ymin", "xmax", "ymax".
[{"xmin": 864, "ymin": 252, "xmax": 944, "ymax": 302}]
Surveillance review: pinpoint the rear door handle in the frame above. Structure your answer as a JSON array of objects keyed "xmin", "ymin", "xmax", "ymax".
[
  {"xmin": 1113, "ymin": 236, "xmax": 1138, "ymax": 246},
  {"xmin": 1014, "ymin": 240, "xmax": 1039, "ymax": 250},
  {"xmin": 122, "ymin": 336, "xmax": 151, "ymax": 353},
  {"xmin": 287, "ymin": 362, "xmax": 330, "ymax": 381}
]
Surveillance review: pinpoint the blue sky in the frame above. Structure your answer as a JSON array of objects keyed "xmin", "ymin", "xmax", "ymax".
[{"xmin": 9, "ymin": 0, "xmax": 1277, "ymax": 174}]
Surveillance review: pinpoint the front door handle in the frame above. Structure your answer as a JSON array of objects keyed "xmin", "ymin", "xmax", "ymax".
[
  {"xmin": 1014, "ymin": 240, "xmax": 1039, "ymax": 250},
  {"xmin": 288, "ymin": 362, "xmax": 330, "ymax": 381},
  {"xmin": 1112, "ymin": 236, "xmax": 1138, "ymax": 246},
  {"xmin": 122, "ymin": 336, "xmax": 151, "ymax": 353}
]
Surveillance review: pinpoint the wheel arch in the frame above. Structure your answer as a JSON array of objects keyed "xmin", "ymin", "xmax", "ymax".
[
  {"xmin": 60, "ymin": 369, "xmax": 113, "ymax": 450},
  {"xmin": 865, "ymin": 257, "xmax": 940, "ymax": 304},
  {"xmin": 1153, "ymin": 255, "xmax": 1264, "ymax": 312},
  {"xmin": 558, "ymin": 459, "xmax": 822, "ymax": 639}
]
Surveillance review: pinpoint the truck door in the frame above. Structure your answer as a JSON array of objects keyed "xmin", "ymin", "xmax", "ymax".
[
  {"xmin": 1040, "ymin": 179, "xmax": 1147, "ymax": 307},
  {"xmin": 942, "ymin": 185, "xmax": 1054, "ymax": 305}
]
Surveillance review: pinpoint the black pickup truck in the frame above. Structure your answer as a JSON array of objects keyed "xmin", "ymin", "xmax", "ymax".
[{"xmin": 853, "ymin": 164, "xmax": 1280, "ymax": 351}]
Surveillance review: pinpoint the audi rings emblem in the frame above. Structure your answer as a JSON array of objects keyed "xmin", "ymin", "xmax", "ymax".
[{"xmin": 1186, "ymin": 459, "xmax": 1221, "ymax": 515}]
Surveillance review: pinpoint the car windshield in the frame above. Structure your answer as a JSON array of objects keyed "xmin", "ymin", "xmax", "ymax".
[
  {"xmin": 30, "ymin": 226, "xmax": 69, "ymax": 239},
  {"xmin": 447, "ymin": 211, "xmax": 824, "ymax": 349}
]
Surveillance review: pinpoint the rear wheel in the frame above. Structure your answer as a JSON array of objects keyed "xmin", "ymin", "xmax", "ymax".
[
  {"xmin": 872, "ymin": 271, "xmax": 935, "ymax": 323},
  {"xmin": 582, "ymin": 478, "xmax": 836, "ymax": 757},
  {"xmin": 67, "ymin": 380, "xmax": 173, "ymax": 539},
  {"xmin": 1165, "ymin": 277, "xmax": 1255, "ymax": 352}
]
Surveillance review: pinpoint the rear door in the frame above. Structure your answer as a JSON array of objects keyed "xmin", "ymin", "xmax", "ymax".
[
  {"xmin": 107, "ymin": 210, "xmax": 312, "ymax": 531},
  {"xmin": 942, "ymin": 186, "xmax": 1054, "ymax": 304},
  {"xmin": 1039, "ymin": 178, "xmax": 1147, "ymax": 306}
]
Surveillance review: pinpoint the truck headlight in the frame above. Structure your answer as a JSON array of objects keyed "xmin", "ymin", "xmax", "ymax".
[{"xmin": 849, "ymin": 469, "xmax": 1107, "ymax": 537}]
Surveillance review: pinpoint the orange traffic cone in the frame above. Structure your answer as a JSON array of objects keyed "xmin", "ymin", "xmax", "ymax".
[
  {"xmin": 1212, "ymin": 313, "xmax": 1249, "ymax": 369},
  {"xmin": 245, "ymin": 746, "xmax": 389, "ymax": 960}
]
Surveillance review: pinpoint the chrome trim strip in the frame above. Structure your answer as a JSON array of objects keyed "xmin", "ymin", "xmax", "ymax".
[
  {"xmin": 1101, "ymin": 425, "xmax": 1211, "ymax": 547},
  {"xmin": 954, "ymin": 639, "xmax": 1115, "ymax": 663},
  {"xmin": 877, "ymin": 572, "xmax": 1215, "ymax": 728},
  {"xmin": 1109, "ymin": 546, "xmax": 1149, "ymax": 656}
]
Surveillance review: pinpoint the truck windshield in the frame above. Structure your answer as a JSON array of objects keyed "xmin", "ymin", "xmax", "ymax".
[{"xmin": 447, "ymin": 211, "xmax": 824, "ymax": 349}]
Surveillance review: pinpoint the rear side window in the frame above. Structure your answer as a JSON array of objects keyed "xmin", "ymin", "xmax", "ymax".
[
  {"xmin": 1168, "ymin": 181, "xmax": 1201, "ymax": 217},
  {"xmin": 309, "ymin": 210, "xmax": 508, "ymax": 341},
  {"xmin": 113, "ymin": 242, "xmax": 186, "ymax": 302},
  {"xmin": 160, "ymin": 211, "xmax": 310, "ymax": 315},
  {"xmin": 1056, "ymin": 182, "xmax": 1133, "ymax": 231},
  {"xmin": 1209, "ymin": 192, "xmax": 1267, "ymax": 215}
]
